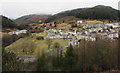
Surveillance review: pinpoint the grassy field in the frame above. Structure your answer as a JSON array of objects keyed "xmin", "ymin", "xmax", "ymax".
[
  {"xmin": 5, "ymin": 34, "xmax": 71, "ymax": 57},
  {"xmin": 85, "ymin": 20, "xmax": 104, "ymax": 24},
  {"xmin": 31, "ymin": 30, "xmax": 48, "ymax": 37},
  {"xmin": 56, "ymin": 23, "xmax": 71, "ymax": 30},
  {"xmin": 82, "ymin": 20, "xmax": 109, "ymax": 25}
]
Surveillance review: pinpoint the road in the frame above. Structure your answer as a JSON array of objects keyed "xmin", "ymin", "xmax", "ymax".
[{"xmin": 17, "ymin": 56, "xmax": 38, "ymax": 63}]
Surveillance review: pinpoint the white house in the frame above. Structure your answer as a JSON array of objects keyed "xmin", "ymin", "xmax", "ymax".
[
  {"xmin": 106, "ymin": 23, "xmax": 120, "ymax": 28},
  {"xmin": 9, "ymin": 30, "xmax": 27, "ymax": 35},
  {"xmin": 77, "ymin": 20, "xmax": 83, "ymax": 24},
  {"xmin": 108, "ymin": 32, "xmax": 119, "ymax": 39}
]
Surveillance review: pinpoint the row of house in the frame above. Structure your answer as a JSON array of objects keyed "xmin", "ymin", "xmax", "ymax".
[
  {"xmin": 8, "ymin": 30, "xmax": 27, "ymax": 35},
  {"xmin": 76, "ymin": 32, "xmax": 119, "ymax": 41},
  {"xmin": 46, "ymin": 29, "xmax": 77, "ymax": 39},
  {"xmin": 83, "ymin": 24, "xmax": 108, "ymax": 29},
  {"xmin": 80, "ymin": 23, "xmax": 120, "ymax": 41},
  {"xmin": 105, "ymin": 23, "xmax": 120, "ymax": 28},
  {"xmin": 46, "ymin": 23, "xmax": 120, "ymax": 41}
]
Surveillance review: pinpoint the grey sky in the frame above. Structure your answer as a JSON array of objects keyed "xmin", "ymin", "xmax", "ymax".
[{"xmin": 1, "ymin": 0, "xmax": 120, "ymax": 19}]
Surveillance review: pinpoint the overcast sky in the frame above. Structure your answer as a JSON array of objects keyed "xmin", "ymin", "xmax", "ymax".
[{"xmin": 0, "ymin": 0, "xmax": 120, "ymax": 19}]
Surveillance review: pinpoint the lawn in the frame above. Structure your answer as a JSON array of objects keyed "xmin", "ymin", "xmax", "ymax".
[
  {"xmin": 56, "ymin": 23, "xmax": 71, "ymax": 30},
  {"xmin": 31, "ymin": 30, "xmax": 48, "ymax": 37},
  {"xmin": 5, "ymin": 35, "xmax": 71, "ymax": 57},
  {"xmin": 86, "ymin": 20, "xmax": 104, "ymax": 24},
  {"xmin": 83, "ymin": 20, "xmax": 109, "ymax": 25}
]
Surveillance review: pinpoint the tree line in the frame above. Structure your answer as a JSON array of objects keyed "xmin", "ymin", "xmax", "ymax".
[
  {"xmin": 37, "ymin": 38, "xmax": 120, "ymax": 72},
  {"xmin": 2, "ymin": 38, "xmax": 120, "ymax": 72}
]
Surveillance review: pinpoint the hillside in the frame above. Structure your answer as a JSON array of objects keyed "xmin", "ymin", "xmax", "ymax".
[
  {"xmin": 52, "ymin": 16, "xmax": 79, "ymax": 23},
  {"xmin": 14, "ymin": 14, "xmax": 51, "ymax": 25},
  {"xmin": 1, "ymin": 15, "xmax": 18, "ymax": 29},
  {"xmin": 45, "ymin": 5, "xmax": 120, "ymax": 23},
  {"xmin": 5, "ymin": 34, "xmax": 70, "ymax": 56}
]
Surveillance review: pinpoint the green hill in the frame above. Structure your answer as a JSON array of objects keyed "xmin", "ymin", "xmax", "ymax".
[
  {"xmin": 1, "ymin": 15, "xmax": 18, "ymax": 28},
  {"xmin": 52, "ymin": 16, "xmax": 79, "ymax": 24},
  {"xmin": 45, "ymin": 5, "xmax": 120, "ymax": 23},
  {"xmin": 14, "ymin": 14, "xmax": 51, "ymax": 25},
  {"xmin": 5, "ymin": 33, "xmax": 70, "ymax": 57}
]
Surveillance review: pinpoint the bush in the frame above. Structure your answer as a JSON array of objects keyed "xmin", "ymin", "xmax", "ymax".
[
  {"xmin": 36, "ymin": 36, "xmax": 44, "ymax": 40},
  {"xmin": 2, "ymin": 48, "xmax": 24, "ymax": 71},
  {"xmin": 18, "ymin": 24, "xmax": 29, "ymax": 30},
  {"xmin": 68, "ymin": 20, "xmax": 76, "ymax": 24},
  {"xmin": 37, "ymin": 54, "xmax": 48, "ymax": 71}
]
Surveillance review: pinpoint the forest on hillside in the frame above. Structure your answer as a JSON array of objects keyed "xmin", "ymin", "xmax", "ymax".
[{"xmin": 45, "ymin": 5, "xmax": 120, "ymax": 23}]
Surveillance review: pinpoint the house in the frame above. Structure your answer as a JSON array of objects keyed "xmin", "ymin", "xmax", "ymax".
[
  {"xmin": 83, "ymin": 36, "xmax": 96, "ymax": 41},
  {"xmin": 77, "ymin": 20, "xmax": 83, "ymax": 24},
  {"xmin": 105, "ymin": 23, "xmax": 120, "ymax": 28},
  {"xmin": 9, "ymin": 30, "xmax": 27, "ymax": 35},
  {"xmin": 108, "ymin": 32, "xmax": 119, "ymax": 39},
  {"xmin": 46, "ymin": 35, "xmax": 64, "ymax": 39}
]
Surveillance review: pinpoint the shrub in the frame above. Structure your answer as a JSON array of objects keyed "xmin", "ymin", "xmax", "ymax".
[{"xmin": 36, "ymin": 36, "xmax": 44, "ymax": 40}]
